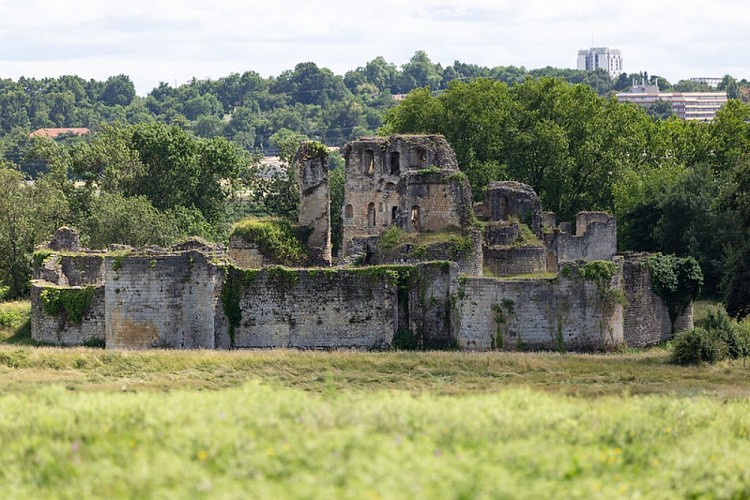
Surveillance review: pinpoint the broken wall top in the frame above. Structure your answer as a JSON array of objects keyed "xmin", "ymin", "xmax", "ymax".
[{"xmin": 343, "ymin": 134, "xmax": 459, "ymax": 175}]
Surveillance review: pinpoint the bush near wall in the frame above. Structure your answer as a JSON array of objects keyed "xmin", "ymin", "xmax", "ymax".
[{"xmin": 230, "ymin": 218, "xmax": 309, "ymax": 266}]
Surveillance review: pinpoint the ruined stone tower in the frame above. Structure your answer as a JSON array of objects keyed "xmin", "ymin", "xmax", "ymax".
[
  {"xmin": 341, "ymin": 135, "xmax": 474, "ymax": 260},
  {"xmin": 294, "ymin": 142, "xmax": 332, "ymax": 266}
]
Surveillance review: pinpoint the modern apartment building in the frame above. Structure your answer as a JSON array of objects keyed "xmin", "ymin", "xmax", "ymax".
[
  {"xmin": 577, "ymin": 47, "xmax": 623, "ymax": 78},
  {"xmin": 616, "ymin": 83, "xmax": 728, "ymax": 121}
]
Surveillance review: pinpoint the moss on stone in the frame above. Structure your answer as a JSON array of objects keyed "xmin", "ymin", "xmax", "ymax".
[
  {"xmin": 580, "ymin": 261, "xmax": 618, "ymax": 282},
  {"xmin": 266, "ymin": 266, "xmax": 300, "ymax": 289},
  {"xmin": 301, "ymin": 141, "xmax": 329, "ymax": 159},
  {"xmin": 378, "ymin": 227, "xmax": 474, "ymax": 260},
  {"xmin": 221, "ymin": 268, "xmax": 243, "ymax": 348}
]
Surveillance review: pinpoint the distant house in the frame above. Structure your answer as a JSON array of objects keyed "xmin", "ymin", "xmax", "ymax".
[{"xmin": 29, "ymin": 128, "xmax": 91, "ymax": 139}]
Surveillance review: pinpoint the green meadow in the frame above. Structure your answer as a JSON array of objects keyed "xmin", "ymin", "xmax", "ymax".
[{"xmin": 1, "ymin": 301, "xmax": 749, "ymax": 498}]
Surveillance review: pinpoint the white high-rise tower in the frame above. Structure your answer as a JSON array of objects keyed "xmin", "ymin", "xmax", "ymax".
[{"xmin": 577, "ymin": 47, "xmax": 623, "ymax": 78}]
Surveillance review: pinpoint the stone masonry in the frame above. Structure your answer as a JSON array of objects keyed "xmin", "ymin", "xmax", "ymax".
[{"xmin": 31, "ymin": 134, "xmax": 693, "ymax": 351}]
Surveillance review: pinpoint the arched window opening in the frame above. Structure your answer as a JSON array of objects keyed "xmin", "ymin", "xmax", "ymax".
[
  {"xmin": 367, "ymin": 203, "xmax": 376, "ymax": 227},
  {"xmin": 391, "ymin": 206, "xmax": 399, "ymax": 224},
  {"xmin": 390, "ymin": 152, "xmax": 401, "ymax": 175},
  {"xmin": 410, "ymin": 205, "xmax": 421, "ymax": 231},
  {"xmin": 499, "ymin": 195, "xmax": 509, "ymax": 219},
  {"xmin": 344, "ymin": 204, "xmax": 354, "ymax": 218},
  {"xmin": 364, "ymin": 149, "xmax": 375, "ymax": 176}
]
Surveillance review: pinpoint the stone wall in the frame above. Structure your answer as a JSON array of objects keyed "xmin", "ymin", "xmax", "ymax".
[
  {"xmin": 403, "ymin": 263, "xmax": 457, "ymax": 349},
  {"xmin": 105, "ymin": 251, "xmax": 224, "ymax": 349},
  {"xmin": 31, "ymin": 246, "xmax": 106, "ymax": 346},
  {"xmin": 374, "ymin": 230, "xmax": 483, "ymax": 276},
  {"xmin": 455, "ymin": 264, "xmax": 624, "ymax": 351},
  {"xmin": 396, "ymin": 171, "xmax": 473, "ymax": 233},
  {"xmin": 479, "ymin": 181, "xmax": 543, "ymax": 236},
  {"xmin": 35, "ymin": 253, "xmax": 105, "ymax": 286},
  {"xmin": 484, "ymin": 221, "xmax": 519, "ymax": 246},
  {"xmin": 622, "ymin": 256, "xmax": 693, "ymax": 347},
  {"xmin": 30, "ymin": 282, "xmax": 105, "ymax": 345},
  {"xmin": 483, "ymin": 245, "xmax": 547, "ymax": 277},
  {"xmin": 227, "ymin": 236, "xmax": 273, "ymax": 269},
  {"xmin": 222, "ymin": 266, "xmax": 398, "ymax": 350},
  {"xmin": 545, "ymin": 212, "xmax": 617, "ymax": 264},
  {"xmin": 31, "ymin": 233, "xmax": 656, "ymax": 353}
]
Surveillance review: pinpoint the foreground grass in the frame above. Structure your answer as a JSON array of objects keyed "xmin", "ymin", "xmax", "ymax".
[
  {"xmin": 2, "ymin": 300, "xmax": 750, "ymax": 497},
  {"xmin": 1, "ymin": 382, "xmax": 749, "ymax": 498}
]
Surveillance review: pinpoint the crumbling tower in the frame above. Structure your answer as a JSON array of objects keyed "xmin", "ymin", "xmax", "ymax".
[{"xmin": 294, "ymin": 142, "xmax": 332, "ymax": 266}]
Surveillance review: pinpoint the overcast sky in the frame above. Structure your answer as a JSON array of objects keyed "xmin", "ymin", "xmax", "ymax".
[{"xmin": 1, "ymin": 0, "xmax": 748, "ymax": 95}]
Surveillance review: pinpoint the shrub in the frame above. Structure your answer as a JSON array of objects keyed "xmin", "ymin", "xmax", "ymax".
[
  {"xmin": 671, "ymin": 327, "xmax": 728, "ymax": 365},
  {"xmin": 393, "ymin": 330, "xmax": 420, "ymax": 350},
  {"xmin": 378, "ymin": 226, "xmax": 405, "ymax": 252},
  {"xmin": 696, "ymin": 307, "xmax": 748, "ymax": 360},
  {"xmin": 230, "ymin": 218, "xmax": 308, "ymax": 266},
  {"xmin": 0, "ymin": 309, "xmax": 25, "ymax": 329}
]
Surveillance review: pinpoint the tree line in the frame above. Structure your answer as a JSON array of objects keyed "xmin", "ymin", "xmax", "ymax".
[{"xmin": 2, "ymin": 51, "xmax": 748, "ymax": 170}]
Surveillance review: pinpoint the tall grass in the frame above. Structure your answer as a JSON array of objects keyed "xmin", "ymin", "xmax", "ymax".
[
  {"xmin": 0, "ymin": 383, "xmax": 748, "ymax": 498},
  {"xmin": 2, "ymin": 300, "xmax": 750, "ymax": 497}
]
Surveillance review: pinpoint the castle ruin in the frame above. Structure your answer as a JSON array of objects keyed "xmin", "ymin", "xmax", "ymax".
[{"xmin": 31, "ymin": 135, "xmax": 691, "ymax": 350}]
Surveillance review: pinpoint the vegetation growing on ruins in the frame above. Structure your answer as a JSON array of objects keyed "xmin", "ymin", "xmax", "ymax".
[
  {"xmin": 491, "ymin": 299, "xmax": 516, "ymax": 350},
  {"xmin": 31, "ymin": 250, "xmax": 53, "ymax": 268},
  {"xmin": 221, "ymin": 268, "xmax": 244, "ymax": 347},
  {"xmin": 39, "ymin": 286, "xmax": 94, "ymax": 324},
  {"xmin": 378, "ymin": 226, "xmax": 474, "ymax": 260},
  {"xmin": 647, "ymin": 253, "xmax": 703, "ymax": 330},
  {"xmin": 299, "ymin": 140, "xmax": 329, "ymax": 159},
  {"xmin": 580, "ymin": 260, "xmax": 618, "ymax": 283},
  {"xmin": 514, "ymin": 222, "xmax": 543, "ymax": 247},
  {"xmin": 230, "ymin": 218, "xmax": 309, "ymax": 266}
]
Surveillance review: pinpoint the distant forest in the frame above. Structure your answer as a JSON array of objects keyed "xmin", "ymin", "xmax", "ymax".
[{"xmin": 2, "ymin": 50, "xmax": 748, "ymax": 169}]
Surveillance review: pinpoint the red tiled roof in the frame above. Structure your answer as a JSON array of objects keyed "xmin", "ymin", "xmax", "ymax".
[{"xmin": 29, "ymin": 128, "xmax": 91, "ymax": 139}]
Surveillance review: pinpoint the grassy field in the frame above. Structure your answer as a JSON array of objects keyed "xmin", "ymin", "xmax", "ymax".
[{"xmin": 1, "ymin": 301, "xmax": 749, "ymax": 498}]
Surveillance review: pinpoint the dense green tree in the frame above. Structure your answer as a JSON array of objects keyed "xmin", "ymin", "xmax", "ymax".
[
  {"xmin": 100, "ymin": 75, "xmax": 136, "ymax": 107},
  {"xmin": 718, "ymin": 74, "xmax": 741, "ymax": 100},
  {"xmin": 647, "ymin": 99, "xmax": 674, "ymax": 120},
  {"xmin": 383, "ymin": 77, "xmax": 657, "ymax": 220},
  {"xmin": 273, "ymin": 62, "xmax": 351, "ymax": 106},
  {"xmin": 82, "ymin": 193, "xmax": 181, "ymax": 248},
  {"xmin": 395, "ymin": 51, "xmax": 443, "ymax": 92},
  {"xmin": 128, "ymin": 123, "xmax": 246, "ymax": 223},
  {"xmin": 0, "ymin": 165, "xmax": 69, "ymax": 297}
]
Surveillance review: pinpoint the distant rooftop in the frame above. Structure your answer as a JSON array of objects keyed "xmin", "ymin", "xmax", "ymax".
[{"xmin": 30, "ymin": 128, "xmax": 91, "ymax": 139}]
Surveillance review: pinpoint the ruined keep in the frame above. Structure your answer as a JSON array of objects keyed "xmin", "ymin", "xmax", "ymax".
[{"xmin": 31, "ymin": 135, "xmax": 692, "ymax": 350}]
